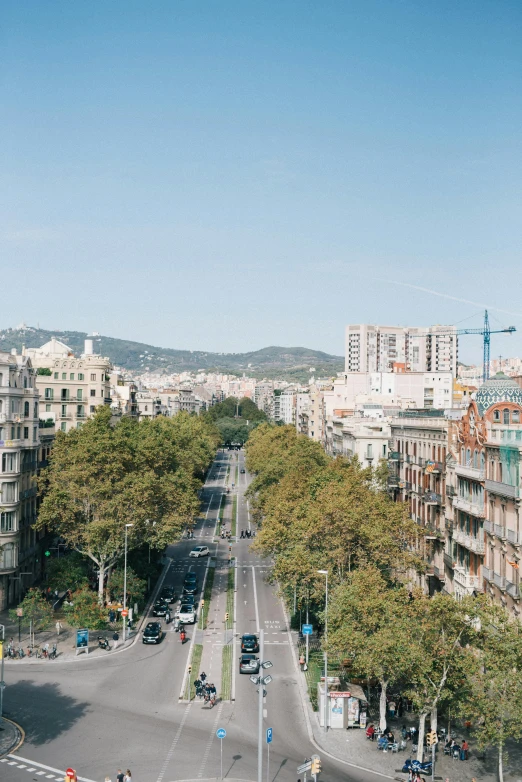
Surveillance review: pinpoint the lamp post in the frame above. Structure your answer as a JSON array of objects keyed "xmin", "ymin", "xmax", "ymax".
[
  {"xmin": 317, "ymin": 569, "xmax": 328, "ymax": 733},
  {"xmin": 123, "ymin": 523, "xmax": 133, "ymax": 642},
  {"xmin": 248, "ymin": 630, "xmax": 273, "ymax": 782},
  {"xmin": 0, "ymin": 623, "xmax": 5, "ymax": 718}
]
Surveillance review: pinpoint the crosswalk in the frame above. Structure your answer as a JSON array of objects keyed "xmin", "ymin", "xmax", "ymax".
[{"xmin": 2, "ymin": 755, "xmax": 96, "ymax": 782}]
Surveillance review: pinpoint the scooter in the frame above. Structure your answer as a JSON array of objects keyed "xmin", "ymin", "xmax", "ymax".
[
  {"xmin": 180, "ymin": 630, "xmax": 187, "ymax": 644},
  {"xmin": 401, "ymin": 758, "xmax": 433, "ymax": 774},
  {"xmin": 97, "ymin": 636, "xmax": 110, "ymax": 651},
  {"xmin": 49, "ymin": 644, "xmax": 58, "ymax": 659}
]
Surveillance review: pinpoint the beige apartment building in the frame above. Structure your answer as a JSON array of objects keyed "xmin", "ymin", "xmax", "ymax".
[
  {"xmin": 26, "ymin": 338, "xmax": 112, "ymax": 432},
  {"xmin": 0, "ymin": 350, "xmax": 42, "ymax": 609}
]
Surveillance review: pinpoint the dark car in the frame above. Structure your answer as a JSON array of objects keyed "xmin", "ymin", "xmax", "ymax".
[
  {"xmin": 143, "ymin": 622, "xmax": 163, "ymax": 644},
  {"xmin": 179, "ymin": 593, "xmax": 196, "ymax": 608},
  {"xmin": 161, "ymin": 586, "xmax": 176, "ymax": 604},
  {"xmin": 152, "ymin": 600, "xmax": 169, "ymax": 617},
  {"xmin": 240, "ymin": 468, "xmax": 246, "ymax": 474},
  {"xmin": 241, "ymin": 634, "xmax": 259, "ymax": 653},
  {"xmin": 184, "ymin": 572, "xmax": 197, "ymax": 583},
  {"xmin": 183, "ymin": 575, "xmax": 198, "ymax": 595},
  {"xmin": 239, "ymin": 654, "xmax": 260, "ymax": 674}
]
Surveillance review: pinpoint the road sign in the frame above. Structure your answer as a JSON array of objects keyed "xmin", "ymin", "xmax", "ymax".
[
  {"xmin": 121, "ymin": 609, "xmax": 129, "ymax": 617},
  {"xmin": 302, "ymin": 624, "xmax": 313, "ymax": 635},
  {"xmin": 266, "ymin": 727, "xmax": 273, "ymax": 744},
  {"xmin": 216, "ymin": 728, "xmax": 227, "ymax": 739},
  {"xmin": 297, "ymin": 761, "xmax": 312, "ymax": 774}
]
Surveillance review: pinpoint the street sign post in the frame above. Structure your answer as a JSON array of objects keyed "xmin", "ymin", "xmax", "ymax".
[
  {"xmin": 266, "ymin": 728, "xmax": 273, "ymax": 782},
  {"xmin": 302, "ymin": 623, "xmax": 313, "ymax": 667},
  {"xmin": 302, "ymin": 624, "xmax": 313, "ymax": 635},
  {"xmin": 216, "ymin": 728, "xmax": 226, "ymax": 780},
  {"xmin": 297, "ymin": 760, "xmax": 312, "ymax": 774},
  {"xmin": 121, "ymin": 608, "xmax": 128, "ymax": 618}
]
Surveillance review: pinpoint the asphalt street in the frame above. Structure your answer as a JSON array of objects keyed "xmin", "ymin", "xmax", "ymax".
[{"xmin": 2, "ymin": 450, "xmax": 385, "ymax": 782}]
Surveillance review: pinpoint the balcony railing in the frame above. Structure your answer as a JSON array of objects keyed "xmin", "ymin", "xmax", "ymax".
[
  {"xmin": 455, "ymin": 464, "xmax": 485, "ymax": 481},
  {"xmin": 494, "ymin": 524, "xmax": 506, "ymax": 540},
  {"xmin": 493, "ymin": 572, "xmax": 506, "ymax": 591},
  {"xmin": 507, "ymin": 528, "xmax": 522, "ymax": 546},
  {"xmin": 484, "ymin": 519, "xmax": 492, "ymax": 534},
  {"xmin": 453, "ymin": 566, "xmax": 481, "ymax": 592},
  {"xmin": 482, "ymin": 566, "xmax": 492, "ymax": 582},
  {"xmin": 453, "ymin": 496, "xmax": 486, "ymax": 518},
  {"xmin": 389, "ymin": 451, "xmax": 402, "ymax": 461},
  {"xmin": 452, "ymin": 527, "xmax": 485, "ymax": 554},
  {"xmin": 443, "ymin": 552, "xmax": 455, "ymax": 569},
  {"xmin": 506, "ymin": 581, "xmax": 521, "ymax": 600},
  {"xmin": 424, "ymin": 492, "xmax": 442, "ymax": 505},
  {"xmin": 485, "ymin": 479, "xmax": 519, "ymax": 499},
  {"xmin": 446, "ymin": 485, "xmax": 456, "ymax": 497}
]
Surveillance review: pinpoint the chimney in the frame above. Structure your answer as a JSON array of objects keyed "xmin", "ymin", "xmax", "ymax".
[
  {"xmin": 11, "ymin": 348, "xmax": 17, "ymax": 356},
  {"xmin": 84, "ymin": 339, "xmax": 93, "ymax": 355}
]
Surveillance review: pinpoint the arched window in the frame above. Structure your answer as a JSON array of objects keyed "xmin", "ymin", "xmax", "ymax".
[
  {"xmin": 24, "ymin": 401, "xmax": 29, "ymax": 417},
  {"xmin": 466, "ymin": 448, "xmax": 471, "ymax": 465},
  {"xmin": 504, "ymin": 409, "xmax": 510, "ymax": 425},
  {"xmin": 473, "ymin": 449, "xmax": 479, "ymax": 468},
  {"xmin": 494, "ymin": 409, "xmax": 500, "ymax": 421}
]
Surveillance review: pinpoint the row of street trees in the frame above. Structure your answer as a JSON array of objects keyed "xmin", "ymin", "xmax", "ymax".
[
  {"xmin": 36, "ymin": 407, "xmax": 220, "ymax": 600},
  {"xmin": 245, "ymin": 424, "xmax": 522, "ymax": 781}
]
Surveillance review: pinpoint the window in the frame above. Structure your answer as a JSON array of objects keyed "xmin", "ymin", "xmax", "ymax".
[
  {"xmin": 0, "ymin": 511, "xmax": 15, "ymax": 533},
  {"xmin": 1, "ymin": 482, "xmax": 17, "ymax": 503},
  {"xmin": 90, "ymin": 405, "xmax": 95, "ymax": 413},
  {"xmin": 90, "ymin": 389, "xmax": 95, "ymax": 397},
  {"xmin": 90, "ymin": 374, "xmax": 96, "ymax": 381},
  {"xmin": 77, "ymin": 389, "xmax": 83, "ymax": 400},
  {"xmin": 45, "ymin": 404, "xmax": 51, "ymax": 412},
  {"xmin": 24, "ymin": 376, "xmax": 27, "ymax": 388},
  {"xmin": 23, "ymin": 426, "xmax": 29, "ymax": 439},
  {"xmin": 77, "ymin": 405, "xmax": 84, "ymax": 418},
  {"xmin": 24, "ymin": 401, "xmax": 29, "ymax": 417},
  {"xmin": 494, "ymin": 410, "xmax": 500, "ymax": 421},
  {"xmin": 44, "ymin": 388, "xmax": 54, "ymax": 400},
  {"xmin": 504, "ymin": 409, "xmax": 510, "ymax": 425},
  {"xmin": 33, "ymin": 426, "xmax": 37, "ymax": 442},
  {"xmin": 61, "ymin": 405, "xmax": 67, "ymax": 417},
  {"xmin": 78, "ymin": 373, "xmax": 84, "ymax": 381},
  {"xmin": 61, "ymin": 422, "xmax": 67, "ymax": 432},
  {"xmin": 0, "ymin": 542, "xmax": 15, "ymax": 569},
  {"xmin": 513, "ymin": 410, "xmax": 520, "ymax": 423},
  {"xmin": 2, "ymin": 453, "xmax": 17, "ymax": 472},
  {"xmin": 69, "ymin": 373, "xmax": 75, "ymax": 380},
  {"xmin": 62, "ymin": 373, "xmax": 67, "ymax": 380},
  {"xmin": 61, "ymin": 389, "xmax": 69, "ymax": 401},
  {"xmin": 54, "ymin": 372, "xmax": 59, "ymax": 379}
]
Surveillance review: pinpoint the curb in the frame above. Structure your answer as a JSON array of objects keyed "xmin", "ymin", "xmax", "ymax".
[
  {"xmin": 0, "ymin": 716, "xmax": 24, "ymax": 758},
  {"xmin": 279, "ymin": 590, "xmax": 394, "ymax": 781}
]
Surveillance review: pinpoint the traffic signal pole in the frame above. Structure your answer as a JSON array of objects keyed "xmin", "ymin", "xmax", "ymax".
[{"xmin": 431, "ymin": 742, "xmax": 435, "ymax": 782}]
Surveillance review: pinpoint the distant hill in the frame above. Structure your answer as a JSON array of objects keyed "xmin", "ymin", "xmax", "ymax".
[{"xmin": 0, "ymin": 325, "xmax": 343, "ymax": 382}]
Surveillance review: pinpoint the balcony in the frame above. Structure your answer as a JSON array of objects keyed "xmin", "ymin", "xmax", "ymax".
[
  {"xmin": 494, "ymin": 524, "xmax": 506, "ymax": 540},
  {"xmin": 424, "ymin": 492, "xmax": 442, "ymax": 505},
  {"xmin": 482, "ymin": 565, "xmax": 492, "ymax": 582},
  {"xmin": 444, "ymin": 552, "xmax": 455, "ymax": 569},
  {"xmin": 485, "ymin": 479, "xmax": 519, "ymax": 499},
  {"xmin": 506, "ymin": 581, "xmax": 521, "ymax": 600},
  {"xmin": 453, "ymin": 566, "xmax": 482, "ymax": 592},
  {"xmin": 456, "ymin": 464, "xmax": 485, "ymax": 481},
  {"xmin": 446, "ymin": 485, "xmax": 456, "ymax": 497},
  {"xmin": 484, "ymin": 519, "xmax": 493, "ymax": 534},
  {"xmin": 424, "ymin": 460, "xmax": 444, "ymax": 474},
  {"xmin": 507, "ymin": 528, "xmax": 522, "ymax": 546},
  {"xmin": 453, "ymin": 496, "xmax": 485, "ymax": 518},
  {"xmin": 452, "ymin": 527, "xmax": 485, "ymax": 554},
  {"xmin": 493, "ymin": 572, "xmax": 506, "ymax": 591},
  {"xmin": 389, "ymin": 451, "xmax": 402, "ymax": 462}
]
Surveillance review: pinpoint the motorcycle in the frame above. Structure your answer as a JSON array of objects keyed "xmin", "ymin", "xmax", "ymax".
[
  {"xmin": 180, "ymin": 630, "xmax": 186, "ymax": 644},
  {"xmin": 97, "ymin": 636, "xmax": 110, "ymax": 651},
  {"xmin": 401, "ymin": 759, "xmax": 433, "ymax": 774},
  {"xmin": 49, "ymin": 644, "xmax": 58, "ymax": 659}
]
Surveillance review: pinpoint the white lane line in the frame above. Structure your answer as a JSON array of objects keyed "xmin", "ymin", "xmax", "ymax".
[
  {"xmin": 252, "ymin": 565, "xmax": 260, "ymax": 633},
  {"xmin": 156, "ymin": 702, "xmax": 193, "ymax": 782},
  {"xmin": 200, "ymin": 493, "xmax": 215, "ymax": 539},
  {"xmin": 8, "ymin": 756, "xmax": 97, "ymax": 782},
  {"xmin": 231, "ymin": 559, "xmax": 238, "ymax": 701},
  {"xmin": 197, "ymin": 700, "xmax": 224, "ymax": 778}
]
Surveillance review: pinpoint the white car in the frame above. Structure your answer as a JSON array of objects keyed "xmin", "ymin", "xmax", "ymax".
[
  {"xmin": 189, "ymin": 546, "xmax": 210, "ymax": 558},
  {"xmin": 176, "ymin": 604, "xmax": 197, "ymax": 624}
]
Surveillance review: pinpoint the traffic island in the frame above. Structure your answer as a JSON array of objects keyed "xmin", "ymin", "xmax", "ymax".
[{"xmin": 0, "ymin": 717, "xmax": 24, "ymax": 758}]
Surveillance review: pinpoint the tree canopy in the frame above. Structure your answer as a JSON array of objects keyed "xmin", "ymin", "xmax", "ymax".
[{"xmin": 205, "ymin": 396, "xmax": 267, "ymax": 424}]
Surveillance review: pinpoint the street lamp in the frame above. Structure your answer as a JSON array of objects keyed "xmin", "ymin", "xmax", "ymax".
[
  {"xmin": 123, "ymin": 523, "xmax": 133, "ymax": 642},
  {"xmin": 0, "ymin": 623, "xmax": 5, "ymax": 718},
  {"xmin": 317, "ymin": 569, "xmax": 328, "ymax": 733},
  {"xmin": 248, "ymin": 630, "xmax": 273, "ymax": 782}
]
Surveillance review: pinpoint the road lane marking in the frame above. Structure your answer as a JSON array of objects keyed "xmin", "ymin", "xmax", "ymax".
[
  {"xmin": 156, "ymin": 702, "xmax": 193, "ymax": 782},
  {"xmin": 7, "ymin": 756, "xmax": 97, "ymax": 782},
  {"xmin": 200, "ymin": 492, "xmax": 215, "ymax": 539},
  {"xmin": 251, "ymin": 565, "xmax": 260, "ymax": 632},
  {"xmin": 197, "ymin": 700, "xmax": 224, "ymax": 778}
]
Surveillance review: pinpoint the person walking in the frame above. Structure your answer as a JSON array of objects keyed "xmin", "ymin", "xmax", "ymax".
[
  {"xmin": 112, "ymin": 630, "xmax": 119, "ymax": 649},
  {"xmin": 124, "ymin": 771, "xmax": 132, "ymax": 782},
  {"xmin": 116, "ymin": 771, "xmax": 124, "ymax": 782},
  {"xmin": 56, "ymin": 620, "xmax": 62, "ymax": 635}
]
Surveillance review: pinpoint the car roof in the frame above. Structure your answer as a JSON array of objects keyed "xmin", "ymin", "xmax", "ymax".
[
  {"xmin": 184, "ymin": 573, "xmax": 197, "ymax": 579},
  {"xmin": 145, "ymin": 622, "xmax": 160, "ymax": 628},
  {"xmin": 242, "ymin": 634, "xmax": 257, "ymax": 639},
  {"xmin": 179, "ymin": 604, "xmax": 194, "ymax": 610},
  {"xmin": 240, "ymin": 653, "xmax": 257, "ymax": 659}
]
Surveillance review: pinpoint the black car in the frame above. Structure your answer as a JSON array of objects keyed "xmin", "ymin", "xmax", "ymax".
[
  {"xmin": 143, "ymin": 622, "xmax": 163, "ymax": 644},
  {"xmin": 183, "ymin": 575, "xmax": 198, "ymax": 595},
  {"xmin": 240, "ymin": 468, "xmax": 246, "ymax": 474},
  {"xmin": 241, "ymin": 633, "xmax": 259, "ymax": 653},
  {"xmin": 179, "ymin": 593, "xmax": 196, "ymax": 607},
  {"xmin": 161, "ymin": 586, "xmax": 176, "ymax": 604},
  {"xmin": 184, "ymin": 572, "xmax": 197, "ymax": 584},
  {"xmin": 152, "ymin": 600, "xmax": 169, "ymax": 617},
  {"xmin": 239, "ymin": 654, "xmax": 260, "ymax": 674}
]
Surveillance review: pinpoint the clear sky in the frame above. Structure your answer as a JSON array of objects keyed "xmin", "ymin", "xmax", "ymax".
[{"xmin": 2, "ymin": 1, "xmax": 521, "ymax": 362}]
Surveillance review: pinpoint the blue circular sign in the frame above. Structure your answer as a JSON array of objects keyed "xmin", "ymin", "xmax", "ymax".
[{"xmin": 216, "ymin": 728, "xmax": 227, "ymax": 739}]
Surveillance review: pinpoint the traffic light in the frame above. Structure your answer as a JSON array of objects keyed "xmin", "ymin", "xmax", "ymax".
[
  {"xmin": 426, "ymin": 731, "xmax": 438, "ymax": 747},
  {"xmin": 188, "ymin": 664, "xmax": 192, "ymax": 674},
  {"xmin": 201, "ymin": 599, "xmax": 205, "ymax": 607},
  {"xmin": 311, "ymin": 756, "xmax": 321, "ymax": 775},
  {"xmin": 225, "ymin": 612, "xmax": 229, "ymax": 621},
  {"xmin": 45, "ymin": 550, "xmax": 51, "ymax": 557}
]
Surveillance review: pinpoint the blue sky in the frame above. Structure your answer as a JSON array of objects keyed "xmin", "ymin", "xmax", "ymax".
[{"xmin": 2, "ymin": 1, "xmax": 521, "ymax": 361}]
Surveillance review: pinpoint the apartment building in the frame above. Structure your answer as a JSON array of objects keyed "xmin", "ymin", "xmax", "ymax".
[
  {"xmin": 325, "ymin": 415, "xmax": 390, "ymax": 468},
  {"xmin": 345, "ymin": 324, "xmax": 458, "ymax": 375},
  {"xmin": 254, "ymin": 382, "xmax": 274, "ymax": 419},
  {"xmin": 0, "ymin": 350, "xmax": 42, "ymax": 610},
  {"xmin": 26, "ymin": 338, "xmax": 112, "ymax": 432}
]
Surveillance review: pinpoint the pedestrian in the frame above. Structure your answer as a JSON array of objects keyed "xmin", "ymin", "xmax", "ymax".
[
  {"xmin": 105, "ymin": 777, "xmax": 112, "ymax": 782},
  {"xmin": 109, "ymin": 609, "xmax": 116, "ymax": 623},
  {"xmin": 460, "ymin": 739, "xmax": 469, "ymax": 760},
  {"xmin": 112, "ymin": 630, "xmax": 119, "ymax": 649},
  {"xmin": 200, "ymin": 671, "xmax": 207, "ymax": 683},
  {"xmin": 56, "ymin": 621, "xmax": 62, "ymax": 635},
  {"xmin": 124, "ymin": 770, "xmax": 132, "ymax": 782},
  {"xmin": 388, "ymin": 699, "xmax": 396, "ymax": 719},
  {"xmin": 116, "ymin": 770, "xmax": 124, "ymax": 782}
]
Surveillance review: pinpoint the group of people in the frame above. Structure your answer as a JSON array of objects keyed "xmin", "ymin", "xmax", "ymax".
[
  {"xmin": 104, "ymin": 769, "xmax": 131, "ymax": 782},
  {"xmin": 220, "ymin": 528, "xmax": 232, "ymax": 539},
  {"xmin": 193, "ymin": 671, "xmax": 217, "ymax": 705},
  {"xmin": 444, "ymin": 737, "xmax": 469, "ymax": 760},
  {"xmin": 239, "ymin": 529, "xmax": 255, "ymax": 538}
]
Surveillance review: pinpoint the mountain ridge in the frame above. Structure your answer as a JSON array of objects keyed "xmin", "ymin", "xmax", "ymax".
[{"xmin": 0, "ymin": 326, "xmax": 343, "ymax": 381}]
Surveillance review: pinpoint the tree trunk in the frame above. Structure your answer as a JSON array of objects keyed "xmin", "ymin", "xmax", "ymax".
[
  {"xmin": 97, "ymin": 565, "xmax": 106, "ymax": 603},
  {"xmin": 430, "ymin": 704, "xmax": 437, "ymax": 736},
  {"xmin": 498, "ymin": 741, "xmax": 503, "ymax": 782},
  {"xmin": 417, "ymin": 712, "xmax": 428, "ymax": 761},
  {"xmin": 379, "ymin": 681, "xmax": 387, "ymax": 732}
]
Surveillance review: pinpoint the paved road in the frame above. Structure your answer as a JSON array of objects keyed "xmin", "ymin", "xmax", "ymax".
[{"xmin": 2, "ymin": 450, "xmax": 383, "ymax": 782}]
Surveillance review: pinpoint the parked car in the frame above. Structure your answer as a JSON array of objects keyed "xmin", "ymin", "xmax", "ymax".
[
  {"xmin": 189, "ymin": 546, "xmax": 210, "ymax": 558},
  {"xmin": 177, "ymin": 603, "xmax": 197, "ymax": 624},
  {"xmin": 152, "ymin": 600, "xmax": 169, "ymax": 617},
  {"xmin": 241, "ymin": 633, "xmax": 259, "ymax": 653},
  {"xmin": 143, "ymin": 622, "xmax": 163, "ymax": 644},
  {"xmin": 239, "ymin": 654, "xmax": 260, "ymax": 674}
]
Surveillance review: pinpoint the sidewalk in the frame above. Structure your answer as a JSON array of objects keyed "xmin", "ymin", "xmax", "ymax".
[{"xmin": 0, "ymin": 717, "xmax": 23, "ymax": 758}]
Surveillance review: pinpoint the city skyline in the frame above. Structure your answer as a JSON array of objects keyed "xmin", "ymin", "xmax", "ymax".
[{"xmin": 3, "ymin": 1, "xmax": 522, "ymax": 358}]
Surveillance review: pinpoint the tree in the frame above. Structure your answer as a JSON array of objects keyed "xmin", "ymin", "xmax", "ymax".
[
  {"xmin": 215, "ymin": 417, "xmax": 250, "ymax": 446},
  {"xmin": 327, "ymin": 566, "xmax": 420, "ymax": 731},
  {"xmin": 465, "ymin": 601, "xmax": 522, "ymax": 782},
  {"xmin": 10, "ymin": 588, "xmax": 54, "ymax": 644},
  {"xmin": 36, "ymin": 407, "xmax": 218, "ymax": 600},
  {"xmin": 46, "ymin": 552, "xmax": 89, "ymax": 592},
  {"xmin": 107, "ymin": 567, "xmax": 146, "ymax": 606},
  {"xmin": 63, "ymin": 586, "xmax": 107, "ymax": 630}
]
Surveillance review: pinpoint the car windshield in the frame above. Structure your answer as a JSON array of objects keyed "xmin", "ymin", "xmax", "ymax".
[
  {"xmin": 243, "ymin": 635, "xmax": 256, "ymax": 641},
  {"xmin": 180, "ymin": 605, "xmax": 193, "ymax": 612},
  {"xmin": 241, "ymin": 654, "xmax": 256, "ymax": 661},
  {"xmin": 184, "ymin": 575, "xmax": 197, "ymax": 582}
]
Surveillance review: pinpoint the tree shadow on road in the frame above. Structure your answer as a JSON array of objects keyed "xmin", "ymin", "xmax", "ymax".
[{"xmin": 4, "ymin": 679, "xmax": 90, "ymax": 746}]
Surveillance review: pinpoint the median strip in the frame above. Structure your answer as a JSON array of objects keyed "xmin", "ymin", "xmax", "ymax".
[{"xmin": 183, "ymin": 643, "xmax": 203, "ymax": 700}]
